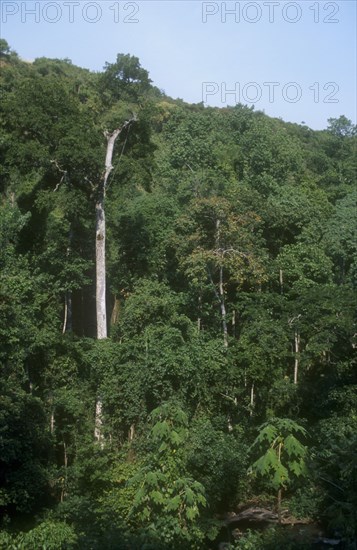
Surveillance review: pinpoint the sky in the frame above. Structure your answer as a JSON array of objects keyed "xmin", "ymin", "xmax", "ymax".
[{"xmin": 1, "ymin": 0, "xmax": 356, "ymax": 129}]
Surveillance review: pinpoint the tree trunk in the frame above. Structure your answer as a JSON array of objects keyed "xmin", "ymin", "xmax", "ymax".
[
  {"xmin": 94, "ymin": 398, "xmax": 104, "ymax": 448},
  {"xmin": 110, "ymin": 295, "xmax": 121, "ymax": 326},
  {"xmin": 96, "ymin": 123, "xmax": 133, "ymax": 340},
  {"xmin": 128, "ymin": 424, "xmax": 135, "ymax": 442},
  {"xmin": 215, "ymin": 219, "xmax": 228, "ymax": 348},
  {"xmin": 50, "ymin": 411, "xmax": 55, "ymax": 435},
  {"xmin": 250, "ymin": 382, "xmax": 255, "ymax": 416},
  {"xmin": 62, "ymin": 294, "xmax": 68, "ymax": 335},
  {"xmin": 94, "ymin": 120, "xmax": 136, "ymax": 444},
  {"xmin": 96, "ymin": 194, "xmax": 107, "ymax": 339},
  {"xmin": 67, "ymin": 291, "xmax": 72, "ymax": 332},
  {"xmin": 197, "ymin": 292, "xmax": 202, "ymax": 334},
  {"xmin": 62, "ymin": 291, "xmax": 73, "ymax": 334},
  {"xmin": 279, "ymin": 269, "xmax": 284, "ymax": 295},
  {"xmin": 49, "ymin": 392, "xmax": 55, "ymax": 434},
  {"xmin": 95, "ymin": 190, "xmax": 106, "ymax": 441},
  {"xmin": 94, "ymin": 117, "xmax": 136, "ymax": 447},
  {"xmin": 62, "ymin": 228, "xmax": 73, "ymax": 334},
  {"xmin": 294, "ymin": 330, "xmax": 300, "ymax": 385},
  {"xmin": 219, "ymin": 265, "xmax": 228, "ymax": 348}
]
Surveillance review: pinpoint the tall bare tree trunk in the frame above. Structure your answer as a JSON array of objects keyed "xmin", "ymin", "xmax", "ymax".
[
  {"xmin": 96, "ymin": 128, "xmax": 122, "ymax": 339},
  {"xmin": 95, "ymin": 121, "xmax": 135, "ymax": 338},
  {"xmin": 96, "ymin": 195, "xmax": 107, "ymax": 339},
  {"xmin": 94, "ymin": 120, "xmax": 136, "ymax": 443}
]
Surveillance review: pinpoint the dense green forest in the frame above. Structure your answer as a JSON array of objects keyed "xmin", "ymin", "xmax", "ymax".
[{"xmin": 0, "ymin": 39, "xmax": 356, "ymax": 549}]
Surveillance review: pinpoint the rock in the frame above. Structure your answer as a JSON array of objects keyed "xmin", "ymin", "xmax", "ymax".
[
  {"xmin": 226, "ymin": 507, "xmax": 278, "ymax": 525},
  {"xmin": 322, "ymin": 538, "xmax": 341, "ymax": 545}
]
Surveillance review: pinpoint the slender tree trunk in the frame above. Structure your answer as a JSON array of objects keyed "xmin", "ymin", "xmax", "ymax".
[
  {"xmin": 215, "ymin": 219, "xmax": 228, "ymax": 348},
  {"xmin": 62, "ymin": 295, "xmax": 68, "ymax": 335},
  {"xmin": 250, "ymin": 382, "xmax": 255, "ymax": 416},
  {"xmin": 62, "ymin": 291, "xmax": 73, "ymax": 334},
  {"xmin": 219, "ymin": 265, "xmax": 228, "ymax": 348},
  {"xmin": 66, "ymin": 291, "xmax": 72, "ymax": 332},
  {"xmin": 110, "ymin": 295, "xmax": 121, "ymax": 326},
  {"xmin": 94, "ymin": 399, "xmax": 104, "ymax": 447},
  {"xmin": 294, "ymin": 330, "xmax": 300, "ymax": 385},
  {"xmin": 279, "ymin": 269, "xmax": 284, "ymax": 295},
  {"xmin": 50, "ymin": 411, "xmax": 55, "ymax": 435},
  {"xmin": 27, "ymin": 365, "xmax": 33, "ymax": 394},
  {"xmin": 197, "ymin": 292, "xmax": 202, "ymax": 334},
  {"xmin": 128, "ymin": 424, "xmax": 135, "ymax": 442},
  {"xmin": 62, "ymin": 228, "xmax": 73, "ymax": 334},
  {"xmin": 49, "ymin": 392, "xmax": 55, "ymax": 434}
]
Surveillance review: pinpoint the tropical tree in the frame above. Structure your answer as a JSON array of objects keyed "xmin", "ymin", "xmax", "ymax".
[{"xmin": 249, "ymin": 418, "xmax": 308, "ymax": 522}]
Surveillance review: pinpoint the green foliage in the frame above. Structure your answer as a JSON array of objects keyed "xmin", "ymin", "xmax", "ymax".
[
  {"xmin": 230, "ymin": 527, "xmax": 315, "ymax": 549},
  {"xmin": 0, "ymin": 38, "xmax": 11, "ymax": 56},
  {"xmin": 187, "ymin": 417, "xmax": 248, "ymax": 510},
  {"xmin": 126, "ymin": 442, "xmax": 208, "ymax": 544},
  {"xmin": 249, "ymin": 418, "xmax": 308, "ymax": 492},
  {"xmin": 1, "ymin": 42, "xmax": 356, "ymax": 547},
  {"xmin": 0, "ymin": 383, "xmax": 50, "ymax": 516},
  {"xmin": 99, "ymin": 53, "xmax": 153, "ymax": 110},
  {"xmin": 311, "ymin": 413, "xmax": 357, "ymax": 540},
  {"xmin": 288, "ymin": 484, "xmax": 323, "ymax": 520},
  {"xmin": 99, "ymin": 404, "xmax": 213, "ymax": 549},
  {"xmin": 0, "ymin": 520, "xmax": 77, "ymax": 549},
  {"xmin": 327, "ymin": 115, "xmax": 356, "ymax": 138}
]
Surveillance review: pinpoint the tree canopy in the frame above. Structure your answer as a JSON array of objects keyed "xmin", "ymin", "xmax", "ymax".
[{"xmin": 0, "ymin": 43, "xmax": 356, "ymax": 549}]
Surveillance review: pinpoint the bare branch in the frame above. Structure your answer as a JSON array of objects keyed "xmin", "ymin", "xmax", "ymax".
[
  {"xmin": 220, "ymin": 393, "xmax": 238, "ymax": 405},
  {"xmin": 51, "ymin": 159, "xmax": 68, "ymax": 191}
]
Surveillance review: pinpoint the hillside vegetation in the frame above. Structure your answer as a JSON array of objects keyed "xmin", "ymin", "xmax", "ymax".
[{"xmin": 0, "ymin": 40, "xmax": 356, "ymax": 549}]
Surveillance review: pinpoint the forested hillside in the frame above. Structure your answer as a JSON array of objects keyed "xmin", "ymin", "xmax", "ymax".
[{"xmin": 0, "ymin": 40, "xmax": 356, "ymax": 549}]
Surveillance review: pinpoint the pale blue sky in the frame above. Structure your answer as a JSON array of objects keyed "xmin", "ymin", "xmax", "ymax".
[{"xmin": 1, "ymin": 0, "xmax": 356, "ymax": 129}]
